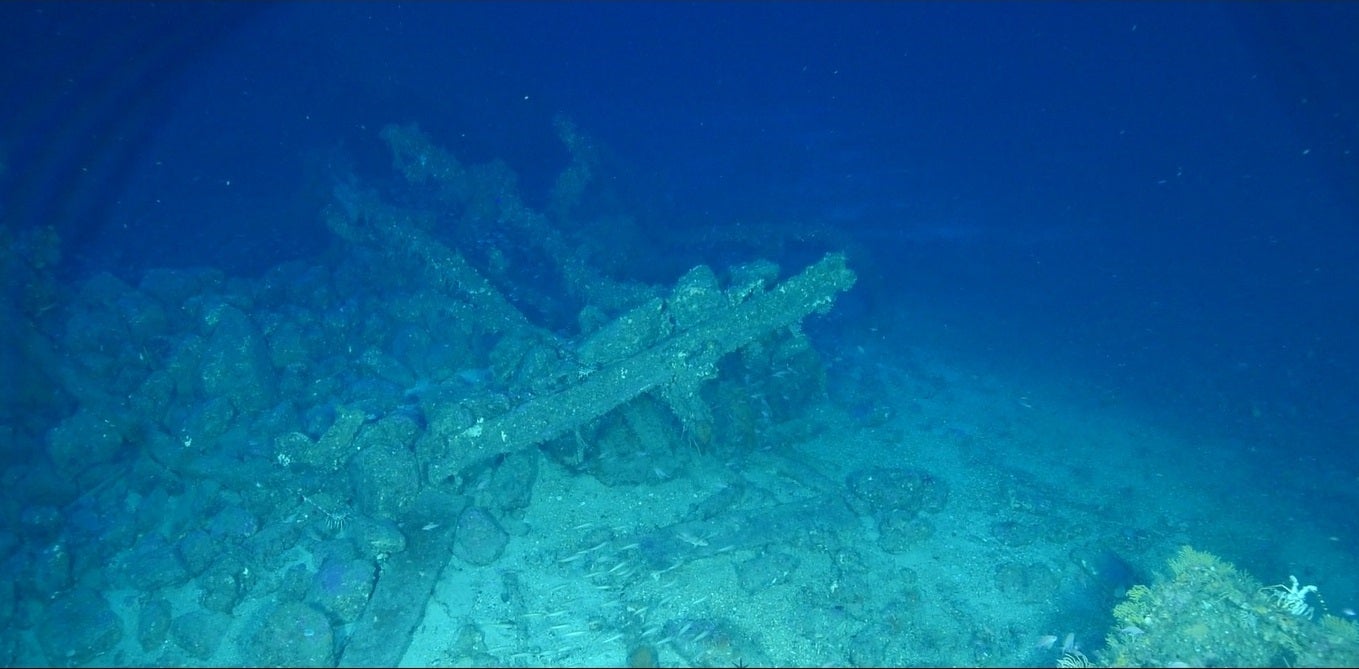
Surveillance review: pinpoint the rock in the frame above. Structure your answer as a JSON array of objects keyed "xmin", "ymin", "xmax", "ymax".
[
  {"xmin": 36, "ymin": 588, "xmax": 122, "ymax": 665},
  {"xmin": 245, "ymin": 521, "xmax": 302, "ymax": 571},
  {"xmin": 452, "ymin": 507, "xmax": 508, "ymax": 566},
  {"xmin": 278, "ymin": 563, "xmax": 312, "ymax": 602},
  {"xmin": 877, "ymin": 511, "xmax": 936, "ymax": 554},
  {"xmin": 18, "ymin": 505, "xmax": 63, "ymax": 539},
  {"xmin": 478, "ymin": 449, "xmax": 538, "ymax": 515},
  {"xmin": 301, "ymin": 405, "xmax": 364, "ymax": 471},
  {"xmin": 180, "ymin": 396, "xmax": 236, "ymax": 445},
  {"xmin": 176, "ymin": 529, "xmax": 219, "ymax": 577},
  {"xmin": 45, "ymin": 406, "xmax": 126, "ymax": 478},
  {"xmin": 248, "ymin": 601, "xmax": 335, "ymax": 667},
  {"xmin": 198, "ymin": 551, "xmax": 251, "ymax": 614},
  {"xmin": 307, "ymin": 556, "xmax": 376, "ymax": 624},
  {"xmin": 137, "ymin": 598, "xmax": 172, "ymax": 652},
  {"xmin": 348, "ymin": 516, "xmax": 407, "ymax": 561},
  {"xmin": 349, "ymin": 419, "xmax": 421, "ymax": 519},
  {"xmin": 27, "ymin": 542, "xmax": 72, "ymax": 599},
  {"xmin": 139, "ymin": 267, "xmax": 224, "ymax": 309},
  {"xmin": 200, "ymin": 304, "xmax": 276, "ymax": 413},
  {"xmin": 206, "ymin": 505, "xmax": 259, "ymax": 543},
  {"xmin": 110, "ymin": 533, "xmax": 189, "ymax": 590},
  {"xmin": 171, "ymin": 609, "xmax": 232, "ymax": 660},
  {"xmin": 845, "ymin": 467, "xmax": 949, "ymax": 519}
]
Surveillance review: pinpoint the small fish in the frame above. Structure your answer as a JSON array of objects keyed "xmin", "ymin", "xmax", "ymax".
[
  {"xmin": 1034, "ymin": 635, "xmax": 1058, "ymax": 650},
  {"xmin": 676, "ymin": 532, "xmax": 709, "ymax": 547}
]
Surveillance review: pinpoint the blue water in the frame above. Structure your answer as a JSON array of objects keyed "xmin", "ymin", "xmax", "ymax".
[{"xmin": 2, "ymin": 2, "xmax": 1356, "ymax": 666}]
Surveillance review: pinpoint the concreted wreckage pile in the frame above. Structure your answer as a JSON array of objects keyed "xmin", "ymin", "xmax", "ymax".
[
  {"xmin": 322, "ymin": 121, "xmax": 857, "ymax": 665},
  {"xmin": 8, "ymin": 117, "xmax": 858, "ymax": 666},
  {"xmin": 326, "ymin": 121, "xmax": 856, "ymax": 488}
]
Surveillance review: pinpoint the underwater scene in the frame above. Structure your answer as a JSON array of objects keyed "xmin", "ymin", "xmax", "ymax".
[{"xmin": 2, "ymin": 2, "xmax": 1357, "ymax": 667}]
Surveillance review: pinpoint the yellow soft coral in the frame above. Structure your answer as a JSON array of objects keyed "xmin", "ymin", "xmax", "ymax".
[{"xmin": 1096, "ymin": 545, "xmax": 1359, "ymax": 667}]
